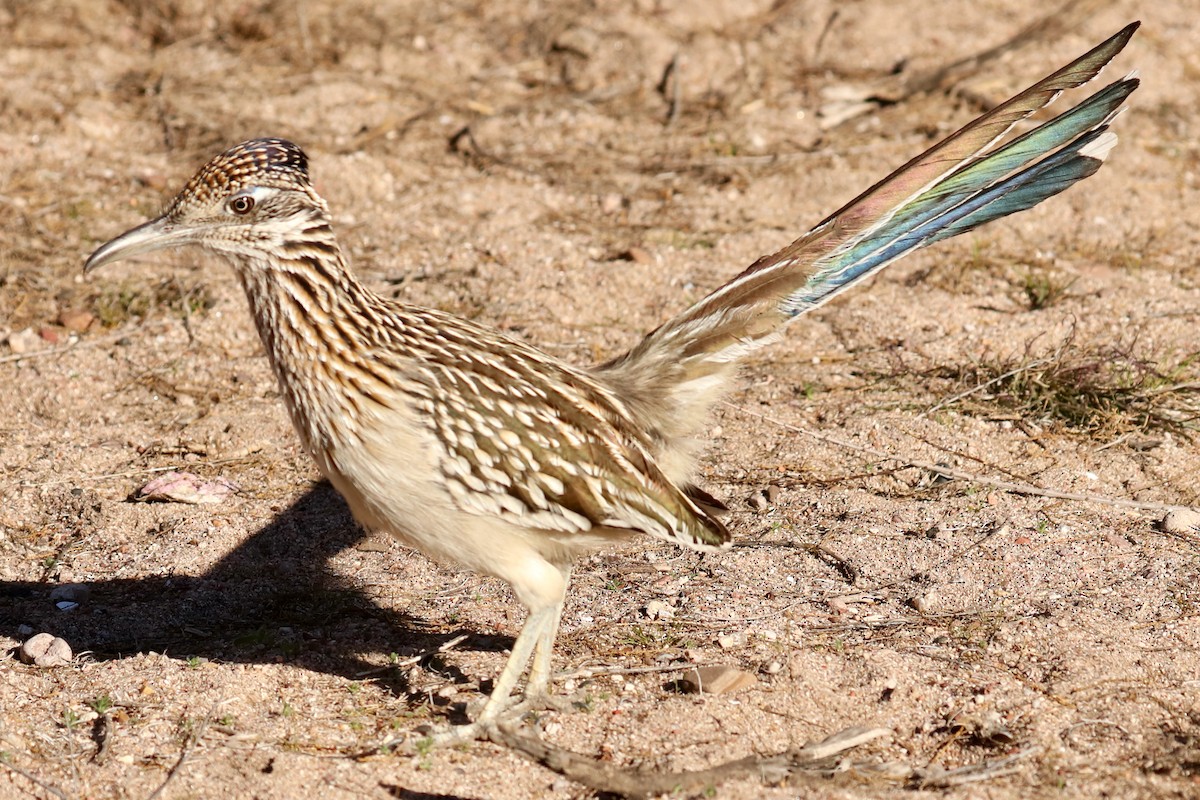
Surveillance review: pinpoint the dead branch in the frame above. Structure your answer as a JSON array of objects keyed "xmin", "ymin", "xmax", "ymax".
[{"xmin": 486, "ymin": 723, "xmax": 890, "ymax": 799}]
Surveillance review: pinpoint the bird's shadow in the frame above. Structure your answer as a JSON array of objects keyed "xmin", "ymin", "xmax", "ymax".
[{"xmin": 1, "ymin": 482, "xmax": 506, "ymax": 699}]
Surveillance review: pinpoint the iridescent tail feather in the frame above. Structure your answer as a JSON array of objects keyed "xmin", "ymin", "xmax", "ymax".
[{"xmin": 600, "ymin": 23, "xmax": 1139, "ymax": 463}]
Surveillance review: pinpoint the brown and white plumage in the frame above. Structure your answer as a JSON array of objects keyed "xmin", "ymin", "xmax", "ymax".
[{"xmin": 84, "ymin": 24, "xmax": 1138, "ymax": 738}]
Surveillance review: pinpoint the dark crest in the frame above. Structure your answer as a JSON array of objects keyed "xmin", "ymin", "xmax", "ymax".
[{"xmin": 170, "ymin": 138, "xmax": 311, "ymax": 213}]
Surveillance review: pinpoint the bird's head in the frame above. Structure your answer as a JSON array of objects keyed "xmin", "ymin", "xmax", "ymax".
[{"xmin": 84, "ymin": 138, "xmax": 329, "ymax": 273}]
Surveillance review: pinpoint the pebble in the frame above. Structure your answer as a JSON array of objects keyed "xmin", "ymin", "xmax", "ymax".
[
  {"xmin": 5, "ymin": 328, "xmax": 40, "ymax": 354},
  {"xmin": 58, "ymin": 309, "xmax": 95, "ymax": 332},
  {"xmin": 600, "ymin": 193, "xmax": 623, "ymax": 214},
  {"xmin": 625, "ymin": 246, "xmax": 653, "ymax": 264},
  {"xmin": 908, "ymin": 594, "xmax": 932, "ymax": 614},
  {"xmin": 137, "ymin": 471, "xmax": 239, "ymax": 504},
  {"xmin": 643, "ymin": 599, "xmax": 675, "ymax": 620},
  {"xmin": 748, "ymin": 492, "xmax": 768, "ymax": 512},
  {"xmin": 717, "ymin": 631, "xmax": 747, "ymax": 649},
  {"xmin": 679, "ymin": 665, "xmax": 757, "ymax": 695},
  {"xmin": 766, "ymin": 485, "xmax": 782, "ymax": 504},
  {"xmin": 1159, "ymin": 508, "xmax": 1200, "ymax": 534},
  {"xmin": 19, "ymin": 633, "xmax": 73, "ymax": 667},
  {"xmin": 50, "ymin": 583, "xmax": 90, "ymax": 604}
]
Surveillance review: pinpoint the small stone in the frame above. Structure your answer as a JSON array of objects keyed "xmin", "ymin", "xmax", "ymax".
[
  {"xmin": 50, "ymin": 583, "xmax": 91, "ymax": 604},
  {"xmin": 717, "ymin": 631, "xmax": 747, "ymax": 649},
  {"xmin": 553, "ymin": 26, "xmax": 600, "ymax": 58},
  {"xmin": 38, "ymin": 327, "xmax": 61, "ymax": 344},
  {"xmin": 925, "ymin": 523, "xmax": 943, "ymax": 540},
  {"xmin": 17, "ymin": 624, "xmax": 34, "ymax": 637},
  {"xmin": 952, "ymin": 710, "xmax": 1014, "ymax": 745},
  {"xmin": 356, "ymin": 534, "xmax": 392, "ymax": 553},
  {"xmin": 679, "ymin": 665, "xmax": 757, "ymax": 695},
  {"xmin": 139, "ymin": 170, "xmax": 169, "ymax": 191},
  {"xmin": 748, "ymin": 493, "xmax": 768, "ymax": 512},
  {"xmin": 625, "ymin": 246, "xmax": 653, "ymax": 264},
  {"xmin": 765, "ymin": 485, "xmax": 782, "ymax": 504},
  {"xmin": 643, "ymin": 599, "xmax": 675, "ymax": 620},
  {"xmin": 600, "ymin": 193, "xmax": 623, "ymax": 214},
  {"xmin": 6, "ymin": 328, "xmax": 40, "ymax": 354},
  {"xmin": 137, "ymin": 471, "xmax": 239, "ymax": 504},
  {"xmin": 19, "ymin": 633, "xmax": 73, "ymax": 667},
  {"xmin": 58, "ymin": 310, "xmax": 95, "ymax": 332},
  {"xmin": 55, "ymin": 601, "xmax": 80, "ymax": 612},
  {"xmin": 764, "ymin": 660, "xmax": 783, "ymax": 675},
  {"xmin": 908, "ymin": 594, "xmax": 931, "ymax": 614},
  {"xmin": 1159, "ymin": 508, "xmax": 1200, "ymax": 535}
]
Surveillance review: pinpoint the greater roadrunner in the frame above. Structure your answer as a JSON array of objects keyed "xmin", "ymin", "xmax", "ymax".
[{"xmin": 85, "ymin": 25, "xmax": 1138, "ymax": 739}]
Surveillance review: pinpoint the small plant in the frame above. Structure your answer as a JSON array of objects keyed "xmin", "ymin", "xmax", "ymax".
[
  {"xmin": 93, "ymin": 277, "xmax": 216, "ymax": 327},
  {"xmin": 1020, "ymin": 268, "xmax": 1076, "ymax": 311},
  {"xmin": 186, "ymin": 656, "xmax": 202, "ymax": 669},
  {"xmin": 414, "ymin": 736, "xmax": 435, "ymax": 769},
  {"xmin": 90, "ymin": 695, "xmax": 113, "ymax": 714},
  {"xmin": 920, "ymin": 327, "xmax": 1200, "ymax": 438},
  {"xmin": 62, "ymin": 708, "xmax": 81, "ymax": 731}
]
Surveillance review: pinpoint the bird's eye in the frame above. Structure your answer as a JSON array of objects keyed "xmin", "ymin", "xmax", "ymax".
[{"xmin": 228, "ymin": 195, "xmax": 256, "ymax": 214}]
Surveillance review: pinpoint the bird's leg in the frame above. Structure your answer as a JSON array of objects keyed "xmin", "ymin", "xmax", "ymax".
[
  {"xmin": 419, "ymin": 602, "xmax": 558, "ymax": 747},
  {"xmin": 473, "ymin": 603, "xmax": 557, "ymax": 726},
  {"xmin": 521, "ymin": 565, "xmax": 572, "ymax": 707}
]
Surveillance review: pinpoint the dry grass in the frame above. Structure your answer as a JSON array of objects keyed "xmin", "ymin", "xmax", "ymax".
[{"xmin": 921, "ymin": 327, "xmax": 1200, "ymax": 436}]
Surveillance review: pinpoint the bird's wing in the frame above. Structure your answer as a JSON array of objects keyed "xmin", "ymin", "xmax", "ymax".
[{"xmin": 401, "ymin": 309, "xmax": 731, "ymax": 551}]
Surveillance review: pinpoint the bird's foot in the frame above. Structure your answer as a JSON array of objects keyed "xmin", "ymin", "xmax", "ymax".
[
  {"xmin": 498, "ymin": 691, "xmax": 574, "ymax": 720},
  {"xmin": 385, "ymin": 690, "xmax": 577, "ymax": 753},
  {"xmin": 382, "ymin": 717, "xmax": 495, "ymax": 754}
]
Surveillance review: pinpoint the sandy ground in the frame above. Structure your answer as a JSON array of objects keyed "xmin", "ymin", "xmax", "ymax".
[{"xmin": 3, "ymin": 1, "xmax": 1199, "ymax": 798}]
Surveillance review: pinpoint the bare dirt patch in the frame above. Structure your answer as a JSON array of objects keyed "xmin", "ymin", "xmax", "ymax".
[{"xmin": 3, "ymin": 2, "xmax": 1199, "ymax": 798}]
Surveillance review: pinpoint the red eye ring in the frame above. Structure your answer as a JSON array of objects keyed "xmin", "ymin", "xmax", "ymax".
[{"xmin": 229, "ymin": 195, "xmax": 255, "ymax": 214}]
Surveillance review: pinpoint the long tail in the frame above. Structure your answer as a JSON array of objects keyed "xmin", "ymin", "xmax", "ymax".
[{"xmin": 596, "ymin": 22, "xmax": 1138, "ymax": 479}]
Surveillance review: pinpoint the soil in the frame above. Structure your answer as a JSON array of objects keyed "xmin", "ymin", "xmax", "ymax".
[{"xmin": 3, "ymin": 2, "xmax": 1199, "ymax": 798}]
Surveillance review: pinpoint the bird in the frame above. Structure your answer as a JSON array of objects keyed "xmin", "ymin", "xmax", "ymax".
[{"xmin": 85, "ymin": 24, "xmax": 1138, "ymax": 741}]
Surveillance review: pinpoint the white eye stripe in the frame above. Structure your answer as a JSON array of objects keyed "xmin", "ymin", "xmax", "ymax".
[{"xmin": 227, "ymin": 186, "xmax": 275, "ymax": 214}]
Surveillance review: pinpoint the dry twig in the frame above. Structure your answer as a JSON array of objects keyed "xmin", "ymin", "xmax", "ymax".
[{"xmin": 487, "ymin": 722, "xmax": 890, "ymax": 798}]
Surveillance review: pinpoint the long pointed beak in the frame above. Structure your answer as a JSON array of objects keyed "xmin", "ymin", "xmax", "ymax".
[{"xmin": 83, "ymin": 216, "xmax": 198, "ymax": 273}]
